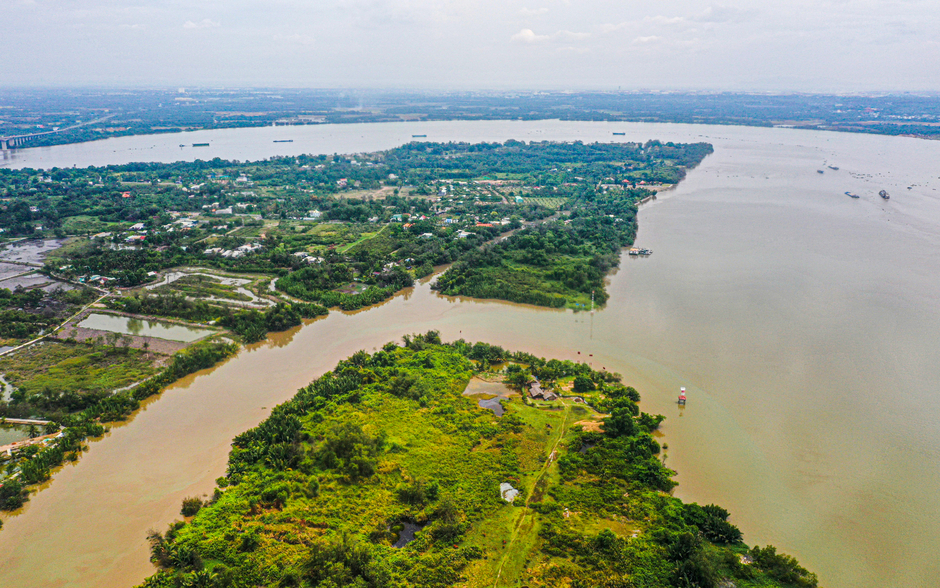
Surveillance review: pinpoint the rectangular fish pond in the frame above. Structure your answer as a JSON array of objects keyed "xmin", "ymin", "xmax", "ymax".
[
  {"xmin": 77, "ymin": 313, "xmax": 213, "ymax": 343},
  {"xmin": 0, "ymin": 424, "xmax": 32, "ymax": 446}
]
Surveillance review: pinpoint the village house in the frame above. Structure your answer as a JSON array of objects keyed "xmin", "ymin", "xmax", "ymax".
[{"xmin": 528, "ymin": 377, "xmax": 558, "ymax": 401}]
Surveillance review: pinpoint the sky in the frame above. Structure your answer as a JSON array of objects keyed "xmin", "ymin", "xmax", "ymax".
[{"xmin": 2, "ymin": 0, "xmax": 939, "ymax": 92}]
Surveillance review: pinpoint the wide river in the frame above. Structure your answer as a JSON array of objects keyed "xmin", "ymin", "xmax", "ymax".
[{"xmin": 2, "ymin": 121, "xmax": 940, "ymax": 588}]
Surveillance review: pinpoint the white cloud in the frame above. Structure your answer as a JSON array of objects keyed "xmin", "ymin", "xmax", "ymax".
[
  {"xmin": 632, "ymin": 35, "xmax": 661, "ymax": 45},
  {"xmin": 511, "ymin": 28, "xmax": 550, "ymax": 43},
  {"xmin": 557, "ymin": 30, "xmax": 590, "ymax": 41},
  {"xmin": 646, "ymin": 15, "xmax": 685, "ymax": 26},
  {"xmin": 518, "ymin": 7, "xmax": 549, "ymax": 16},
  {"xmin": 183, "ymin": 19, "xmax": 220, "ymax": 29},
  {"xmin": 274, "ymin": 33, "xmax": 315, "ymax": 46},
  {"xmin": 693, "ymin": 5, "xmax": 754, "ymax": 23}
]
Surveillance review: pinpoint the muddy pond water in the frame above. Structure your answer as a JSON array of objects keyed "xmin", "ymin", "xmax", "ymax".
[
  {"xmin": 76, "ymin": 313, "xmax": 214, "ymax": 342},
  {"xmin": 0, "ymin": 424, "xmax": 30, "ymax": 445}
]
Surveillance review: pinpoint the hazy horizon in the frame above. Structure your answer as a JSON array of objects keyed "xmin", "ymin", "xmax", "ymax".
[{"xmin": 3, "ymin": 1, "xmax": 938, "ymax": 93}]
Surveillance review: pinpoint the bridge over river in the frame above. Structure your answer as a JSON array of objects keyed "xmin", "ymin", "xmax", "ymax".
[{"xmin": 0, "ymin": 114, "xmax": 116, "ymax": 149}]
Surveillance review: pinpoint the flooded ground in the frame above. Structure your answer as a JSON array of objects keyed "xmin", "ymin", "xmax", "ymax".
[
  {"xmin": 76, "ymin": 313, "xmax": 213, "ymax": 343},
  {"xmin": 144, "ymin": 270, "xmax": 273, "ymax": 308},
  {"xmin": 0, "ymin": 239, "xmax": 68, "ymax": 265},
  {"xmin": 1, "ymin": 121, "xmax": 940, "ymax": 588},
  {"xmin": 0, "ymin": 262, "xmax": 30, "ymax": 281},
  {"xmin": 0, "ymin": 272, "xmax": 75, "ymax": 293}
]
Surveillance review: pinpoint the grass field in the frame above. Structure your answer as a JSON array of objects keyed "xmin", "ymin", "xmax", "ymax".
[
  {"xmin": 148, "ymin": 274, "xmax": 254, "ymax": 302},
  {"xmin": 0, "ymin": 340, "xmax": 160, "ymax": 406},
  {"xmin": 522, "ymin": 197, "xmax": 568, "ymax": 209}
]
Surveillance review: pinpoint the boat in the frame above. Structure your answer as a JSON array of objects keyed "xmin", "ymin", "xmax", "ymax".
[
  {"xmin": 613, "ymin": 132, "xmax": 626, "ymax": 136},
  {"xmin": 273, "ymin": 139, "xmax": 293, "ymax": 143},
  {"xmin": 412, "ymin": 134, "xmax": 427, "ymax": 138},
  {"xmin": 845, "ymin": 191, "xmax": 860, "ymax": 199},
  {"xmin": 817, "ymin": 170, "xmax": 824, "ymax": 174},
  {"xmin": 629, "ymin": 248, "xmax": 653, "ymax": 256},
  {"xmin": 828, "ymin": 166, "xmax": 839, "ymax": 170},
  {"xmin": 179, "ymin": 144, "xmax": 185, "ymax": 148},
  {"xmin": 192, "ymin": 143, "xmax": 209, "ymax": 147},
  {"xmin": 879, "ymin": 189, "xmax": 890, "ymax": 200}
]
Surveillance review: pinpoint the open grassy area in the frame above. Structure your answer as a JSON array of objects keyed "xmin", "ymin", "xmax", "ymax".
[
  {"xmin": 522, "ymin": 197, "xmax": 568, "ymax": 209},
  {"xmin": 148, "ymin": 274, "xmax": 254, "ymax": 303},
  {"xmin": 0, "ymin": 339, "xmax": 160, "ymax": 414}
]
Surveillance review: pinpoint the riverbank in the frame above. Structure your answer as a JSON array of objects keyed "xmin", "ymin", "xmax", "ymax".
[{"xmin": 1, "ymin": 120, "xmax": 939, "ymax": 588}]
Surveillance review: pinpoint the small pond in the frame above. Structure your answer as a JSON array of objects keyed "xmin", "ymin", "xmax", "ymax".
[
  {"xmin": 477, "ymin": 397, "xmax": 505, "ymax": 417},
  {"xmin": 462, "ymin": 377, "xmax": 516, "ymax": 398},
  {"xmin": 77, "ymin": 313, "xmax": 213, "ymax": 342},
  {"xmin": 392, "ymin": 522, "xmax": 426, "ymax": 548},
  {"xmin": 0, "ymin": 424, "xmax": 31, "ymax": 445}
]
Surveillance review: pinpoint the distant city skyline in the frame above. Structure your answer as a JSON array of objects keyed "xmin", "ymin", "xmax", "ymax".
[{"xmin": 2, "ymin": 0, "xmax": 938, "ymax": 92}]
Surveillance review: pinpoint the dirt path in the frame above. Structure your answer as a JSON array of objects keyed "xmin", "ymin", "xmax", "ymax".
[
  {"xmin": 492, "ymin": 401, "xmax": 574, "ymax": 587},
  {"xmin": 0, "ymin": 291, "xmax": 111, "ymax": 358}
]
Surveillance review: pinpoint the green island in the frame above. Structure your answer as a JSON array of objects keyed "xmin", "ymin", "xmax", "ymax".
[
  {"xmin": 1, "ymin": 140, "xmax": 714, "ymax": 527},
  {"xmin": 139, "ymin": 333, "xmax": 817, "ymax": 588}
]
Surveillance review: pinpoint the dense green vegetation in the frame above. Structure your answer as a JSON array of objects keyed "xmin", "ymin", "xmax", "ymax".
[
  {"xmin": 0, "ymin": 285, "xmax": 98, "ymax": 345},
  {"xmin": 432, "ymin": 142, "xmax": 712, "ymax": 307},
  {"xmin": 138, "ymin": 335, "xmax": 815, "ymax": 588},
  {"xmin": 219, "ymin": 302, "xmax": 328, "ymax": 343}
]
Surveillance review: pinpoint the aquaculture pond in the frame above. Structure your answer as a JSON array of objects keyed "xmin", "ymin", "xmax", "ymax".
[
  {"xmin": 77, "ymin": 313, "xmax": 213, "ymax": 343},
  {"xmin": 0, "ymin": 424, "xmax": 31, "ymax": 446}
]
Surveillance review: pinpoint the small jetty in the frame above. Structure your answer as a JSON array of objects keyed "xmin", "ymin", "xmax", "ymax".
[
  {"xmin": 678, "ymin": 387, "xmax": 687, "ymax": 405},
  {"xmin": 845, "ymin": 191, "xmax": 860, "ymax": 199},
  {"xmin": 879, "ymin": 189, "xmax": 890, "ymax": 200}
]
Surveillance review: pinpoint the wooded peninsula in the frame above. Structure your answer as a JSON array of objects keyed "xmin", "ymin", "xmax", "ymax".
[{"xmin": 139, "ymin": 334, "xmax": 818, "ymax": 588}]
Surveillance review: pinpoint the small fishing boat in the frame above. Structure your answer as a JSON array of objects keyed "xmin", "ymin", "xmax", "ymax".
[
  {"xmin": 845, "ymin": 191, "xmax": 860, "ymax": 199},
  {"xmin": 879, "ymin": 189, "xmax": 890, "ymax": 200}
]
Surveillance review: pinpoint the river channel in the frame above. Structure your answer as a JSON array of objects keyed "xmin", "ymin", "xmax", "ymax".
[{"xmin": 2, "ymin": 121, "xmax": 940, "ymax": 588}]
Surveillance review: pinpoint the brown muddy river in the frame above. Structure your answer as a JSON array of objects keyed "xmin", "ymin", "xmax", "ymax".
[{"xmin": 2, "ymin": 121, "xmax": 940, "ymax": 588}]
